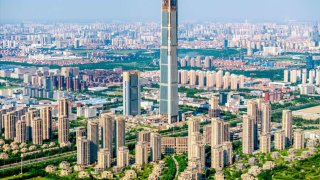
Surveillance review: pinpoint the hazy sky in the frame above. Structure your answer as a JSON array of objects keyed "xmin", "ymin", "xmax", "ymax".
[{"xmin": 1, "ymin": 0, "xmax": 319, "ymax": 23}]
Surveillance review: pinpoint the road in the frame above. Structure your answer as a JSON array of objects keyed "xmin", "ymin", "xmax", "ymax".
[
  {"xmin": 172, "ymin": 156, "xmax": 179, "ymax": 179},
  {"xmin": 0, "ymin": 151, "xmax": 76, "ymax": 171}
]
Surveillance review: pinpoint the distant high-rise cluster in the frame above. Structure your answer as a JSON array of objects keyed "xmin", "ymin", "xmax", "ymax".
[
  {"xmin": 284, "ymin": 67, "xmax": 320, "ymax": 95},
  {"xmin": 179, "ymin": 70, "xmax": 245, "ymax": 90}
]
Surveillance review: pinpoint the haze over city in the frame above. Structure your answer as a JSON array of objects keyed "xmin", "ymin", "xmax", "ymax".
[
  {"xmin": 1, "ymin": 0, "xmax": 320, "ymax": 22},
  {"xmin": 0, "ymin": 0, "xmax": 320, "ymax": 180}
]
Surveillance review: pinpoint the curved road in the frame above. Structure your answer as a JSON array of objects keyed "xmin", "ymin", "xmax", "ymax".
[{"xmin": 172, "ymin": 156, "xmax": 179, "ymax": 179}]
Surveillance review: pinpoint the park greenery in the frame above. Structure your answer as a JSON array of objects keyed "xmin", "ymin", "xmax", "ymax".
[
  {"xmin": 174, "ymin": 153, "xmax": 188, "ymax": 174},
  {"xmin": 230, "ymin": 69, "xmax": 284, "ymax": 81},
  {"xmin": 266, "ymin": 153, "xmax": 320, "ymax": 179},
  {"xmin": 178, "ymin": 86, "xmax": 208, "ymax": 99},
  {"xmin": 160, "ymin": 156, "xmax": 176, "ymax": 180}
]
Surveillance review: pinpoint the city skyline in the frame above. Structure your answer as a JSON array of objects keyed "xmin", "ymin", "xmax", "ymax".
[
  {"xmin": 1, "ymin": 0, "xmax": 320, "ymax": 23},
  {"xmin": 0, "ymin": 0, "xmax": 320, "ymax": 179}
]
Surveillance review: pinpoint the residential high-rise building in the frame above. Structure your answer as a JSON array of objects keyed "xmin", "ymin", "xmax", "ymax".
[
  {"xmin": 76, "ymin": 126, "xmax": 86, "ymax": 148},
  {"xmin": 15, "ymin": 120, "xmax": 26, "ymax": 143},
  {"xmin": 223, "ymin": 123, "xmax": 230, "ymax": 142},
  {"xmin": 123, "ymin": 71, "xmax": 141, "ymax": 116},
  {"xmin": 309, "ymin": 69, "xmax": 315, "ymax": 84},
  {"xmin": 77, "ymin": 137, "xmax": 90, "ymax": 166},
  {"xmin": 302, "ymin": 69, "xmax": 307, "ymax": 84},
  {"xmin": 211, "ymin": 118, "xmax": 224, "ymax": 147},
  {"xmin": 293, "ymin": 129, "xmax": 305, "ymax": 150},
  {"xmin": 189, "ymin": 70, "xmax": 196, "ymax": 86},
  {"xmin": 180, "ymin": 70, "xmax": 188, "ymax": 85},
  {"xmin": 138, "ymin": 130, "xmax": 151, "ymax": 143},
  {"xmin": 97, "ymin": 148, "xmax": 111, "ymax": 170},
  {"xmin": 260, "ymin": 133, "xmax": 271, "ymax": 153},
  {"xmin": 230, "ymin": 74, "xmax": 238, "ymax": 90},
  {"xmin": 101, "ymin": 114, "xmax": 113, "ymax": 157},
  {"xmin": 290, "ymin": 69, "xmax": 297, "ymax": 83},
  {"xmin": 206, "ymin": 71, "xmax": 216, "ymax": 88},
  {"xmin": 31, "ymin": 118, "xmax": 43, "ymax": 145},
  {"xmin": 197, "ymin": 71, "xmax": 205, "ymax": 88},
  {"xmin": 222, "ymin": 142, "xmax": 233, "ymax": 166},
  {"xmin": 239, "ymin": 75, "xmax": 245, "ymax": 89},
  {"xmin": 117, "ymin": 146, "xmax": 129, "ymax": 168},
  {"xmin": 150, "ymin": 133, "xmax": 161, "ymax": 162},
  {"xmin": 58, "ymin": 116, "xmax": 69, "ymax": 146},
  {"xmin": 40, "ymin": 107, "xmax": 52, "ymax": 140},
  {"xmin": 188, "ymin": 117, "xmax": 200, "ymax": 159},
  {"xmin": 159, "ymin": 0, "xmax": 179, "ymax": 124},
  {"xmin": 189, "ymin": 132, "xmax": 205, "ymax": 171},
  {"xmin": 58, "ymin": 98, "xmax": 70, "ymax": 118},
  {"xmin": 247, "ymin": 99, "xmax": 258, "ymax": 149},
  {"xmin": 115, "ymin": 116, "xmax": 126, "ymax": 156},
  {"xmin": 282, "ymin": 110, "xmax": 292, "ymax": 147},
  {"xmin": 211, "ymin": 145, "xmax": 224, "ymax": 170},
  {"xmin": 209, "ymin": 96, "xmax": 220, "ymax": 118},
  {"xmin": 274, "ymin": 130, "xmax": 286, "ymax": 150},
  {"xmin": 4, "ymin": 113, "xmax": 16, "ymax": 140},
  {"xmin": 26, "ymin": 109, "xmax": 38, "ymax": 141},
  {"xmin": 87, "ymin": 121, "xmax": 99, "ymax": 163},
  {"xmin": 316, "ymin": 69, "xmax": 320, "ymax": 85},
  {"xmin": 284, "ymin": 69, "xmax": 289, "ymax": 82},
  {"xmin": 261, "ymin": 102, "xmax": 271, "ymax": 134},
  {"xmin": 189, "ymin": 132, "xmax": 202, "ymax": 158},
  {"xmin": 76, "ymin": 127, "xmax": 86, "ymax": 139},
  {"xmin": 135, "ymin": 141, "xmax": 148, "ymax": 165},
  {"xmin": 0, "ymin": 109, "xmax": 7, "ymax": 135},
  {"xmin": 61, "ymin": 67, "xmax": 79, "ymax": 77},
  {"xmin": 242, "ymin": 115, "xmax": 254, "ymax": 154},
  {"xmin": 223, "ymin": 74, "xmax": 230, "ymax": 90},
  {"xmin": 204, "ymin": 125, "xmax": 212, "ymax": 146},
  {"xmin": 204, "ymin": 57, "xmax": 211, "ymax": 69}
]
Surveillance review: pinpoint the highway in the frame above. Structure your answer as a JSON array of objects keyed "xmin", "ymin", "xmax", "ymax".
[{"xmin": 0, "ymin": 151, "xmax": 76, "ymax": 171}]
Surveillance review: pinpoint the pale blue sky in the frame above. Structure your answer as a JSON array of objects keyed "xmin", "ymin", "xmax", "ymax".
[{"xmin": 0, "ymin": 0, "xmax": 319, "ymax": 22}]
